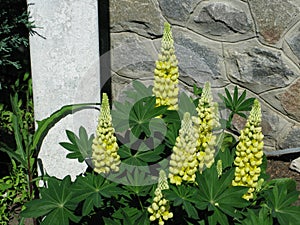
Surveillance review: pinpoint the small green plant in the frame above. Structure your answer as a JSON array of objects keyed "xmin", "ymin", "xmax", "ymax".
[
  {"xmin": 0, "ymin": 160, "xmax": 29, "ymax": 224},
  {"xmin": 0, "ymin": 73, "xmax": 33, "ymax": 134},
  {"xmin": 218, "ymin": 86, "xmax": 255, "ymax": 129},
  {"xmin": 0, "ymin": 92, "xmax": 99, "ymax": 224}
]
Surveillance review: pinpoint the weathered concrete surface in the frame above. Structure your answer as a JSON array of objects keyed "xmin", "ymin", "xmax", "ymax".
[
  {"xmin": 110, "ymin": 0, "xmax": 300, "ymax": 151},
  {"xmin": 29, "ymin": 0, "xmax": 100, "ymax": 179}
]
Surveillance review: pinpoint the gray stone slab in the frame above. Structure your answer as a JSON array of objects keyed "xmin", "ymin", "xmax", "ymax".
[
  {"xmin": 158, "ymin": 0, "xmax": 201, "ymax": 25},
  {"xmin": 248, "ymin": 0, "xmax": 300, "ymax": 44},
  {"xmin": 172, "ymin": 27, "xmax": 228, "ymax": 88},
  {"xmin": 110, "ymin": 0, "xmax": 165, "ymax": 38},
  {"xmin": 187, "ymin": 0, "xmax": 255, "ymax": 42},
  {"xmin": 224, "ymin": 39, "xmax": 300, "ymax": 94},
  {"xmin": 111, "ymin": 32, "xmax": 158, "ymax": 80}
]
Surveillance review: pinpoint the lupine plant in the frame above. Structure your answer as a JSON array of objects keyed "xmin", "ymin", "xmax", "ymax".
[{"xmin": 20, "ymin": 22, "xmax": 300, "ymax": 225}]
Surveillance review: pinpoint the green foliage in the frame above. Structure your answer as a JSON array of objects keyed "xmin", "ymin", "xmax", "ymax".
[
  {"xmin": 0, "ymin": 73, "xmax": 33, "ymax": 134},
  {"xmin": 129, "ymin": 96, "xmax": 168, "ymax": 138},
  {"xmin": 20, "ymin": 176, "xmax": 80, "ymax": 225},
  {"xmin": 261, "ymin": 179, "xmax": 300, "ymax": 225},
  {"xmin": 195, "ymin": 166, "xmax": 250, "ymax": 225},
  {"xmin": 19, "ymin": 80, "xmax": 300, "ymax": 225},
  {"xmin": 60, "ymin": 127, "xmax": 94, "ymax": 163},
  {"xmin": 0, "ymin": 0, "xmax": 36, "ymax": 71},
  {"xmin": 237, "ymin": 207, "xmax": 273, "ymax": 225},
  {"xmin": 218, "ymin": 86, "xmax": 255, "ymax": 129},
  {"xmin": 0, "ymin": 160, "xmax": 30, "ymax": 224},
  {"xmin": 16, "ymin": 19, "xmax": 300, "ymax": 224},
  {"xmin": 0, "ymin": 95, "xmax": 99, "ymax": 224}
]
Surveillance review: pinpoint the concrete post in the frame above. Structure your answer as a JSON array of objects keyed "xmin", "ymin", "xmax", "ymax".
[{"xmin": 28, "ymin": 0, "xmax": 100, "ymax": 179}]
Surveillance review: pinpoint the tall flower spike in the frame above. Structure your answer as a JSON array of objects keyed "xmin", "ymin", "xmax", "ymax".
[
  {"xmin": 92, "ymin": 93, "xmax": 121, "ymax": 174},
  {"xmin": 169, "ymin": 112, "xmax": 199, "ymax": 185},
  {"xmin": 152, "ymin": 22, "xmax": 179, "ymax": 110},
  {"xmin": 193, "ymin": 82, "xmax": 220, "ymax": 173},
  {"xmin": 148, "ymin": 170, "xmax": 173, "ymax": 225},
  {"xmin": 232, "ymin": 99, "xmax": 264, "ymax": 200}
]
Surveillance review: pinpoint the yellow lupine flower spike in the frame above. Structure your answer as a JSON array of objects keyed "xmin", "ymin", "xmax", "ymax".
[
  {"xmin": 148, "ymin": 171, "xmax": 173, "ymax": 225},
  {"xmin": 169, "ymin": 112, "xmax": 199, "ymax": 185},
  {"xmin": 193, "ymin": 82, "xmax": 220, "ymax": 173},
  {"xmin": 92, "ymin": 93, "xmax": 121, "ymax": 174},
  {"xmin": 152, "ymin": 22, "xmax": 179, "ymax": 110},
  {"xmin": 232, "ymin": 99, "xmax": 264, "ymax": 200}
]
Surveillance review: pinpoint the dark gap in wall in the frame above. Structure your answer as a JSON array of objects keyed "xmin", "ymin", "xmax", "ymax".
[{"xmin": 98, "ymin": 0, "xmax": 111, "ymax": 102}]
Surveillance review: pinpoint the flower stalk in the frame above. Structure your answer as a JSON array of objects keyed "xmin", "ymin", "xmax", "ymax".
[
  {"xmin": 193, "ymin": 82, "xmax": 220, "ymax": 173},
  {"xmin": 148, "ymin": 170, "xmax": 173, "ymax": 225},
  {"xmin": 92, "ymin": 93, "xmax": 121, "ymax": 174},
  {"xmin": 232, "ymin": 99, "xmax": 264, "ymax": 200},
  {"xmin": 169, "ymin": 112, "xmax": 199, "ymax": 185},
  {"xmin": 152, "ymin": 22, "xmax": 179, "ymax": 110}
]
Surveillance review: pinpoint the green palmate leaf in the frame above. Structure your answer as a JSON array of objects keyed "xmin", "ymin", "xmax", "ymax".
[
  {"xmin": 102, "ymin": 217, "xmax": 121, "ymax": 225},
  {"xmin": 122, "ymin": 167, "xmax": 153, "ymax": 186},
  {"xmin": 275, "ymin": 207, "xmax": 300, "ymax": 225},
  {"xmin": 59, "ymin": 126, "xmax": 94, "ymax": 162},
  {"xmin": 125, "ymin": 80, "xmax": 153, "ymax": 102},
  {"xmin": 112, "ymin": 100, "xmax": 132, "ymax": 132},
  {"xmin": 208, "ymin": 207, "xmax": 229, "ymax": 225},
  {"xmin": 123, "ymin": 184, "xmax": 154, "ymax": 197},
  {"xmin": 118, "ymin": 145, "xmax": 132, "ymax": 159},
  {"xmin": 112, "ymin": 80, "xmax": 153, "ymax": 133},
  {"xmin": 135, "ymin": 144, "xmax": 164, "ymax": 163},
  {"xmin": 113, "ymin": 207, "xmax": 150, "ymax": 225},
  {"xmin": 20, "ymin": 176, "xmax": 80, "ymax": 225},
  {"xmin": 33, "ymin": 103, "xmax": 99, "ymax": 154},
  {"xmin": 239, "ymin": 207, "xmax": 272, "ymax": 225},
  {"xmin": 263, "ymin": 180, "xmax": 300, "ymax": 224},
  {"xmin": 122, "ymin": 155, "xmax": 148, "ymax": 166},
  {"xmin": 71, "ymin": 173, "xmax": 122, "ymax": 215},
  {"xmin": 129, "ymin": 96, "xmax": 168, "ymax": 138},
  {"xmin": 195, "ymin": 166, "xmax": 249, "ymax": 222},
  {"xmin": 219, "ymin": 86, "xmax": 255, "ymax": 128},
  {"xmin": 164, "ymin": 185, "xmax": 199, "ymax": 219}
]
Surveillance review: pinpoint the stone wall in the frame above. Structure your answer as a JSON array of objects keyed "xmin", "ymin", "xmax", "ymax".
[{"xmin": 110, "ymin": 0, "xmax": 300, "ymax": 152}]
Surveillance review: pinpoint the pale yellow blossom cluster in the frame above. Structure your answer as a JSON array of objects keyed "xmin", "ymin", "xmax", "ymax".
[
  {"xmin": 232, "ymin": 99, "xmax": 264, "ymax": 200},
  {"xmin": 148, "ymin": 171, "xmax": 173, "ymax": 225},
  {"xmin": 152, "ymin": 22, "xmax": 179, "ymax": 110},
  {"xmin": 169, "ymin": 112, "xmax": 199, "ymax": 185},
  {"xmin": 193, "ymin": 82, "xmax": 220, "ymax": 173},
  {"xmin": 92, "ymin": 93, "xmax": 121, "ymax": 174}
]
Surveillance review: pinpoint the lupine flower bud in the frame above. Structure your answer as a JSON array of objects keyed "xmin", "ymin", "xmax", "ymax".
[
  {"xmin": 193, "ymin": 82, "xmax": 220, "ymax": 173},
  {"xmin": 152, "ymin": 22, "xmax": 179, "ymax": 110},
  {"xmin": 169, "ymin": 112, "xmax": 199, "ymax": 185},
  {"xmin": 148, "ymin": 171, "xmax": 173, "ymax": 225},
  {"xmin": 232, "ymin": 99, "xmax": 264, "ymax": 200},
  {"xmin": 217, "ymin": 160, "xmax": 223, "ymax": 177},
  {"xmin": 92, "ymin": 93, "xmax": 121, "ymax": 174}
]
